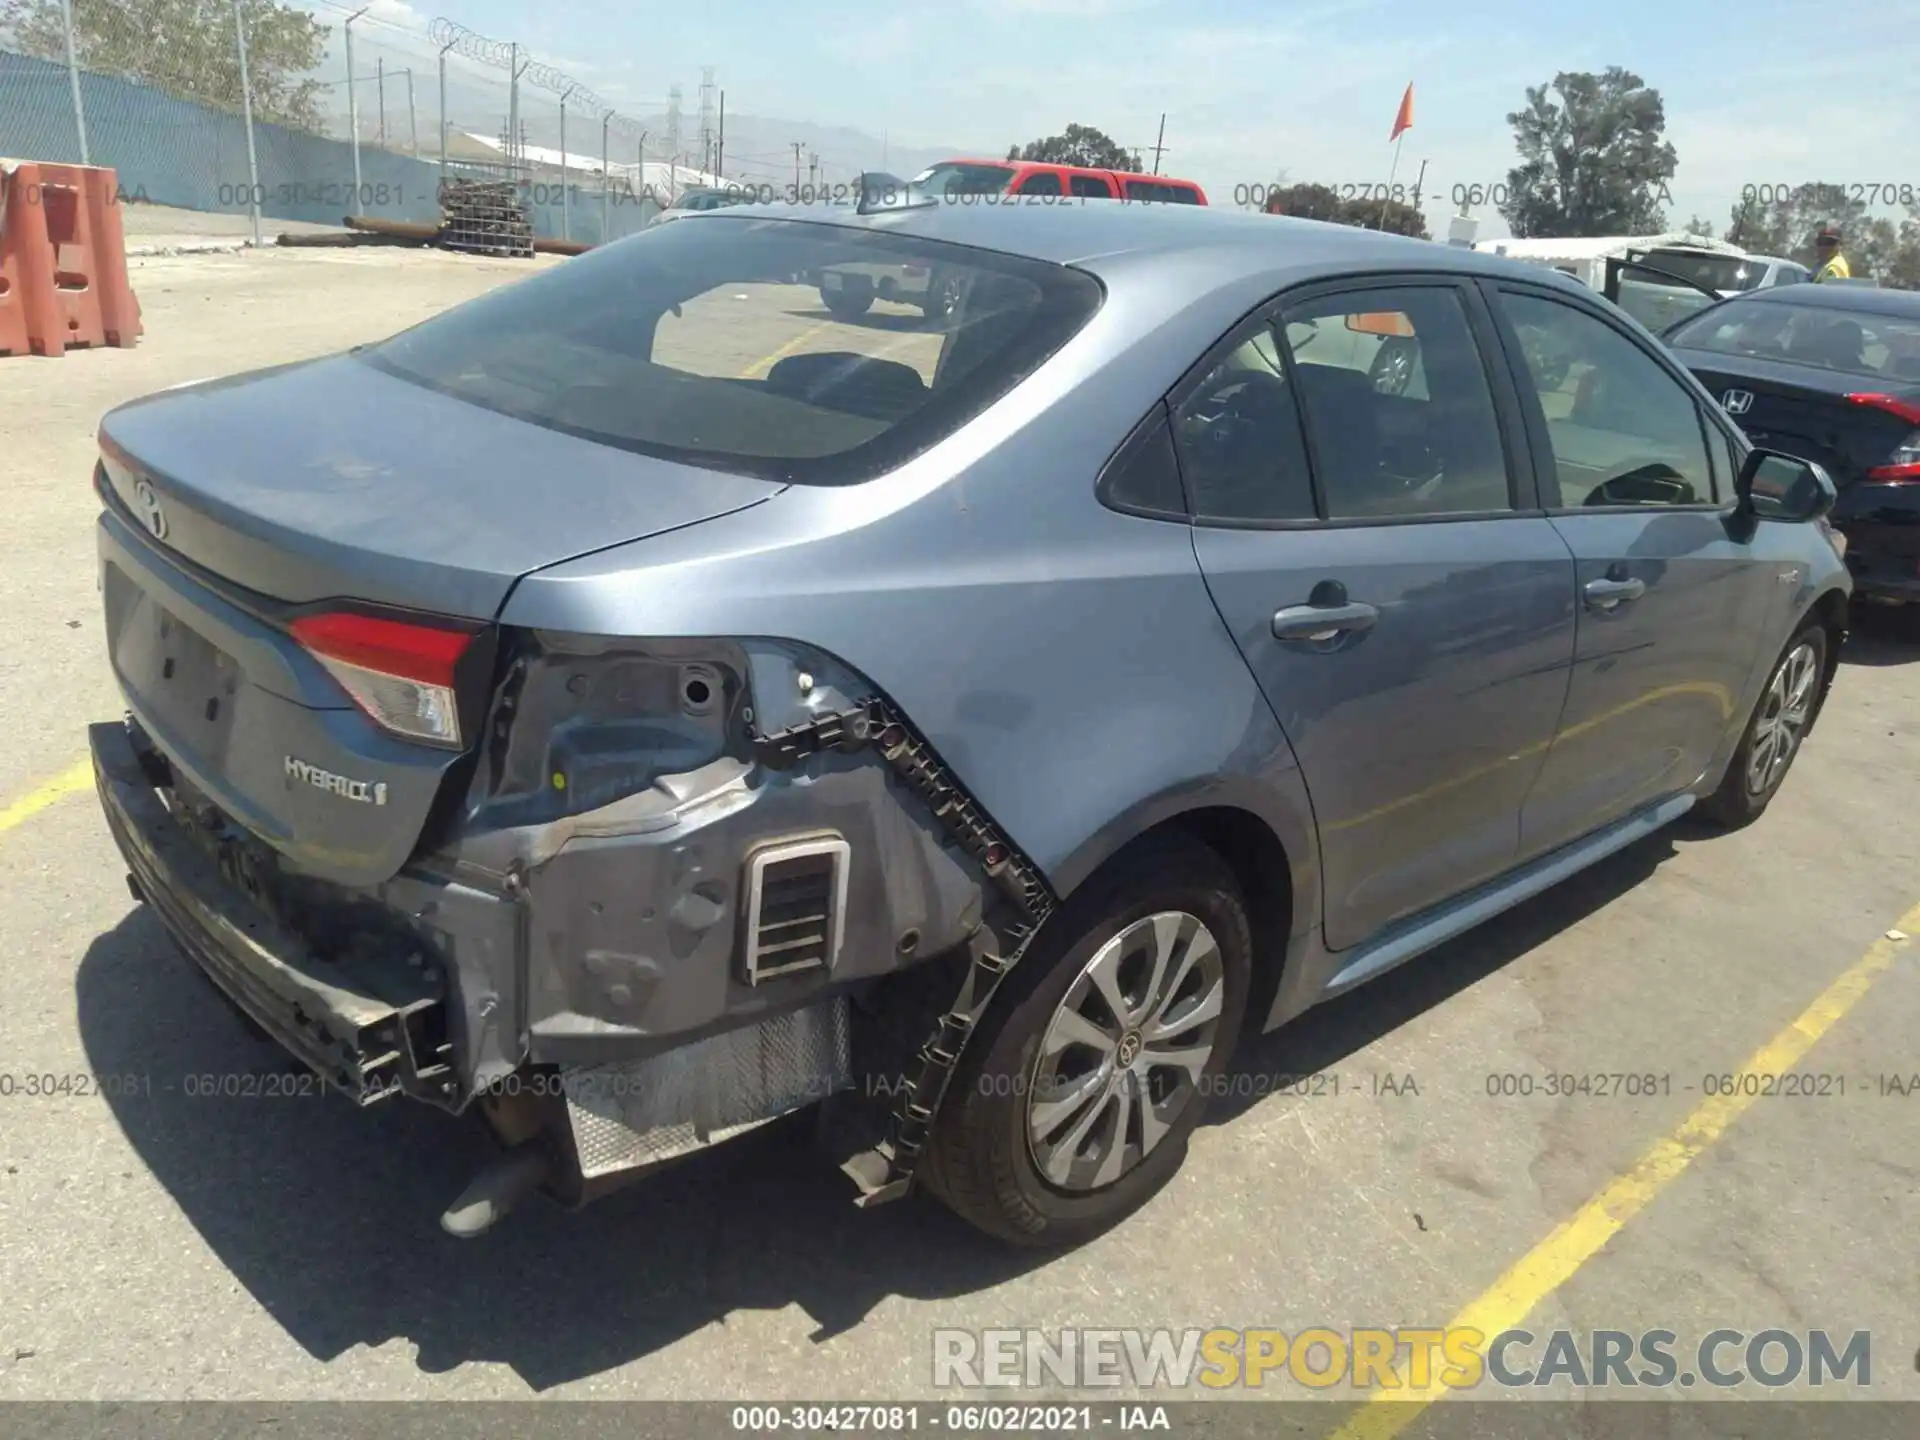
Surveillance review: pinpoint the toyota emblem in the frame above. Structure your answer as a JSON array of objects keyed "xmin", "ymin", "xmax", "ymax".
[
  {"xmin": 133, "ymin": 479, "xmax": 167, "ymax": 540},
  {"xmin": 1721, "ymin": 389, "xmax": 1755, "ymax": 416}
]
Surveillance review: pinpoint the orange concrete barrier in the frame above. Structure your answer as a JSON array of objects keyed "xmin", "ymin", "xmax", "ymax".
[
  {"xmin": 0, "ymin": 160, "xmax": 143, "ymax": 358},
  {"xmin": 81, "ymin": 166, "xmax": 142, "ymax": 347},
  {"xmin": 0, "ymin": 224, "xmax": 30, "ymax": 358}
]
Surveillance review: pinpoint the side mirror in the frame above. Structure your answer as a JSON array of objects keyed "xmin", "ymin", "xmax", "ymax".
[{"xmin": 1738, "ymin": 448, "xmax": 1836, "ymax": 522}]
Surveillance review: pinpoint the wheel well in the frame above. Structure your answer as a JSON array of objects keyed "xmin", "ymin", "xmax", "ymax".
[{"xmin": 1156, "ymin": 806, "xmax": 1294, "ymax": 1035}]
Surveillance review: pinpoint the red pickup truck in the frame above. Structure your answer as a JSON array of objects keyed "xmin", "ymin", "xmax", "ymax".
[{"xmin": 911, "ymin": 158, "xmax": 1207, "ymax": 205}]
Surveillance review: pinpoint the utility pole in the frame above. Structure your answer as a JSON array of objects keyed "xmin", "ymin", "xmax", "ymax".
[
  {"xmin": 808, "ymin": 151, "xmax": 818, "ymax": 194},
  {"xmin": 602, "ymin": 107, "xmax": 614, "ymax": 241},
  {"xmin": 343, "ymin": 6, "xmax": 369, "ymax": 201},
  {"xmin": 792, "ymin": 141, "xmax": 803, "ymax": 194},
  {"xmin": 559, "ymin": 83, "xmax": 574, "ymax": 240},
  {"xmin": 58, "ymin": 0, "xmax": 88, "ymax": 162},
  {"xmin": 1410, "ymin": 157, "xmax": 1429, "ymax": 233},
  {"xmin": 377, "ymin": 57, "xmax": 385, "ymax": 147},
  {"xmin": 231, "ymin": 0, "xmax": 260, "ymax": 242},
  {"xmin": 437, "ymin": 30, "xmax": 456, "ymax": 180},
  {"xmin": 716, "ymin": 91, "xmax": 725, "ymax": 178},
  {"xmin": 1150, "ymin": 113, "xmax": 1166, "ymax": 174},
  {"xmin": 406, "ymin": 68, "xmax": 417, "ymax": 155}
]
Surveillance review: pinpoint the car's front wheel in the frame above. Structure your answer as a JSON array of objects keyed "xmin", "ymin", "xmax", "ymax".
[
  {"xmin": 1700, "ymin": 620, "xmax": 1827, "ymax": 827},
  {"xmin": 920, "ymin": 272, "xmax": 964, "ymax": 329},
  {"xmin": 820, "ymin": 278, "xmax": 874, "ymax": 319},
  {"xmin": 921, "ymin": 834, "xmax": 1251, "ymax": 1247}
]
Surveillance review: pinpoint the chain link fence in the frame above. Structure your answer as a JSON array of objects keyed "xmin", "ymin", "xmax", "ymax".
[{"xmin": 0, "ymin": 0, "xmax": 695, "ymax": 245}]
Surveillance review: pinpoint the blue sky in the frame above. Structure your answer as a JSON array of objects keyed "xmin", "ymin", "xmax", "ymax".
[{"xmin": 327, "ymin": 0, "xmax": 1920, "ymax": 239}]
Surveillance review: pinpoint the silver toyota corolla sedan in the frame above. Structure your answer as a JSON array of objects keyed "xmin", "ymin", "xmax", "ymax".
[{"xmin": 88, "ymin": 197, "xmax": 1850, "ymax": 1247}]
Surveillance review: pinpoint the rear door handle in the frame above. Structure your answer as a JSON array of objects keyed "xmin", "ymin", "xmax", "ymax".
[
  {"xmin": 1583, "ymin": 576, "xmax": 1646, "ymax": 611},
  {"xmin": 1272, "ymin": 601, "xmax": 1379, "ymax": 643}
]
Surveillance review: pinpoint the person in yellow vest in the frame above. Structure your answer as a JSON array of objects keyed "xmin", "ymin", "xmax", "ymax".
[{"xmin": 1812, "ymin": 226, "xmax": 1851, "ymax": 282}]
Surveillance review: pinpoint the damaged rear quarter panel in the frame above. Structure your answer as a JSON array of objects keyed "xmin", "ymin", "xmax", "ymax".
[{"xmin": 432, "ymin": 634, "xmax": 986, "ymax": 1070}]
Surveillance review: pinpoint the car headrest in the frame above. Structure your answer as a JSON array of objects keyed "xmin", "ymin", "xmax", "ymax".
[{"xmin": 765, "ymin": 352, "xmax": 927, "ymax": 420}]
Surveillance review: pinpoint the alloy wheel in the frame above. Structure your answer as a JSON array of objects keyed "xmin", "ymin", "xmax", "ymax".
[
  {"xmin": 1370, "ymin": 338, "xmax": 1416, "ymax": 395},
  {"xmin": 1746, "ymin": 640, "xmax": 1819, "ymax": 796},
  {"xmin": 1026, "ymin": 911, "xmax": 1225, "ymax": 1192}
]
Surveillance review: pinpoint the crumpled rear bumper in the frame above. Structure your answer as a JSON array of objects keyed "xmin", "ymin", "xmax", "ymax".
[{"xmin": 92, "ymin": 719, "xmax": 459, "ymax": 1108}]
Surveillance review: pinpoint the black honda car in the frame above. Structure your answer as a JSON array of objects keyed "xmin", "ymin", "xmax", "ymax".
[{"xmin": 1657, "ymin": 284, "xmax": 1920, "ymax": 606}]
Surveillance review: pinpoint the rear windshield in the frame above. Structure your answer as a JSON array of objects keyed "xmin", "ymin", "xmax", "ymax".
[
  {"xmin": 1633, "ymin": 250, "xmax": 1769, "ymax": 292},
  {"xmin": 1122, "ymin": 179, "xmax": 1200, "ymax": 204},
  {"xmin": 1666, "ymin": 297, "xmax": 1920, "ymax": 382},
  {"xmin": 913, "ymin": 163, "xmax": 1016, "ymax": 197},
  {"xmin": 362, "ymin": 216, "xmax": 1104, "ymax": 483}
]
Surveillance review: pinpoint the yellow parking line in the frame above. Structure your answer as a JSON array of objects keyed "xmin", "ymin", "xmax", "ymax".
[
  {"xmin": 1328, "ymin": 899, "xmax": 1920, "ymax": 1440},
  {"xmin": 742, "ymin": 319, "xmax": 835, "ymax": 380},
  {"xmin": 0, "ymin": 757, "xmax": 93, "ymax": 837}
]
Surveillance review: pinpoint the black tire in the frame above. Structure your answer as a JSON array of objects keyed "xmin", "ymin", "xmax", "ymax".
[
  {"xmin": 920, "ymin": 272, "xmax": 964, "ymax": 330},
  {"xmin": 1699, "ymin": 620, "xmax": 1827, "ymax": 828},
  {"xmin": 921, "ymin": 833, "xmax": 1251, "ymax": 1248},
  {"xmin": 821, "ymin": 279, "xmax": 873, "ymax": 319}
]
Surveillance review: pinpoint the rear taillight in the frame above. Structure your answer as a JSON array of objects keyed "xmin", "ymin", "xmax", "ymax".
[
  {"xmin": 1868, "ymin": 430, "xmax": 1920, "ymax": 481},
  {"xmin": 1847, "ymin": 392, "xmax": 1920, "ymax": 425},
  {"xmin": 291, "ymin": 611, "xmax": 475, "ymax": 747},
  {"xmin": 1847, "ymin": 393, "xmax": 1920, "ymax": 480}
]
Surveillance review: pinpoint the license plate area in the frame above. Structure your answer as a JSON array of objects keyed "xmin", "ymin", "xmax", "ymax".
[{"xmin": 104, "ymin": 561, "xmax": 244, "ymax": 759}]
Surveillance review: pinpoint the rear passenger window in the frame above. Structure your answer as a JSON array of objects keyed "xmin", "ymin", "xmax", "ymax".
[
  {"xmin": 1501, "ymin": 291, "xmax": 1717, "ymax": 508},
  {"xmin": 1278, "ymin": 286, "xmax": 1513, "ymax": 519},
  {"xmin": 1017, "ymin": 171, "xmax": 1063, "ymax": 195},
  {"xmin": 1125, "ymin": 180, "xmax": 1183, "ymax": 203},
  {"xmin": 1070, "ymin": 173, "xmax": 1114, "ymax": 199},
  {"xmin": 1172, "ymin": 329, "xmax": 1316, "ymax": 522}
]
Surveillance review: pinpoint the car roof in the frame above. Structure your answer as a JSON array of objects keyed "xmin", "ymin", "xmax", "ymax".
[
  {"xmin": 1721, "ymin": 283, "xmax": 1920, "ymax": 318},
  {"xmin": 690, "ymin": 200, "xmax": 1594, "ymax": 292}
]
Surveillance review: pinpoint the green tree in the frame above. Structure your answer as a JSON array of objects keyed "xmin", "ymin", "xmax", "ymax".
[
  {"xmin": 1682, "ymin": 214, "xmax": 1717, "ymax": 238},
  {"xmin": 1, "ymin": 0, "xmax": 328, "ymax": 130},
  {"xmin": 1261, "ymin": 180, "xmax": 1342, "ymax": 221},
  {"xmin": 1722, "ymin": 187, "xmax": 1920, "ymax": 289},
  {"xmin": 1007, "ymin": 123, "xmax": 1142, "ymax": 172},
  {"xmin": 1499, "ymin": 67, "xmax": 1677, "ymax": 237},
  {"xmin": 1260, "ymin": 181, "xmax": 1430, "ymax": 239}
]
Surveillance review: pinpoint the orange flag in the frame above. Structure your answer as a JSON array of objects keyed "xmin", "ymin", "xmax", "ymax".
[{"xmin": 1390, "ymin": 83, "xmax": 1414, "ymax": 142}]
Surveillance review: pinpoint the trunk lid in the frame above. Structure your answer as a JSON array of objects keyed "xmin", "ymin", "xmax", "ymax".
[
  {"xmin": 98, "ymin": 353, "xmax": 787, "ymax": 619},
  {"xmin": 96, "ymin": 354, "xmax": 786, "ymax": 887},
  {"xmin": 1673, "ymin": 349, "xmax": 1919, "ymax": 487}
]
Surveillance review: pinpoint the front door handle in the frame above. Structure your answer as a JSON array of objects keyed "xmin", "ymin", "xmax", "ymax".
[
  {"xmin": 1272, "ymin": 601, "xmax": 1379, "ymax": 643},
  {"xmin": 1583, "ymin": 576, "xmax": 1647, "ymax": 611}
]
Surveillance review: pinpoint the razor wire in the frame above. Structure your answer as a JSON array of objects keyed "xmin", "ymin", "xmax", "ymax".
[{"xmin": 427, "ymin": 17, "xmax": 641, "ymax": 136}]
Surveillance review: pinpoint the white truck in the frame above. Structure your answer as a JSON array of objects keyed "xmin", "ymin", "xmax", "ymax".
[{"xmin": 1472, "ymin": 232, "xmax": 1812, "ymax": 333}]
